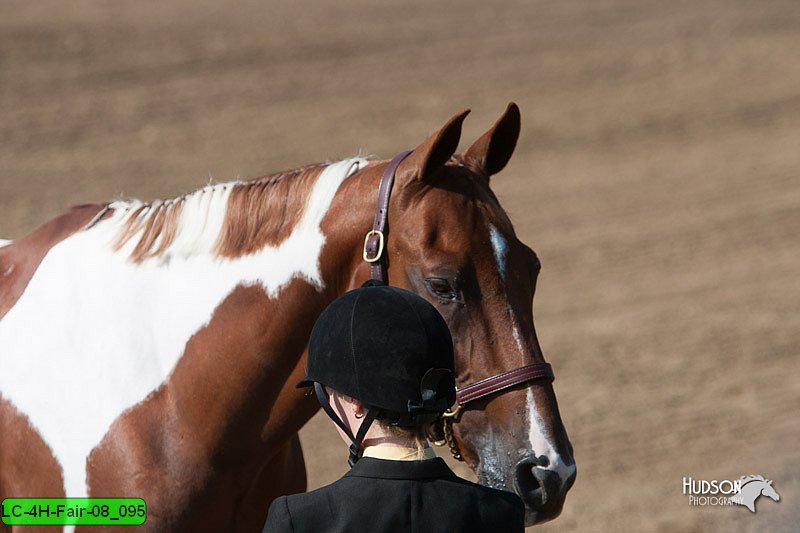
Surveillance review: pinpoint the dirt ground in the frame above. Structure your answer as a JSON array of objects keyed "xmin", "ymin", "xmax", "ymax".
[{"xmin": 1, "ymin": 1, "xmax": 798, "ymax": 531}]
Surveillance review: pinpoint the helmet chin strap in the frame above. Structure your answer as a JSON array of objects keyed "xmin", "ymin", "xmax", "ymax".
[
  {"xmin": 347, "ymin": 409, "xmax": 379, "ymax": 467},
  {"xmin": 314, "ymin": 382, "xmax": 379, "ymax": 467}
]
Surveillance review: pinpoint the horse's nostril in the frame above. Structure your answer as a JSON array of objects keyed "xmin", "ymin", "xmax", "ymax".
[{"xmin": 514, "ymin": 459, "xmax": 541, "ymax": 494}]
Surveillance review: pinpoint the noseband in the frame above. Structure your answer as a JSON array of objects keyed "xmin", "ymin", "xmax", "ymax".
[{"xmin": 362, "ymin": 151, "xmax": 556, "ymax": 461}]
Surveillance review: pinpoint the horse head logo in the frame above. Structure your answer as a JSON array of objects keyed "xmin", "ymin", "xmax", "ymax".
[{"xmin": 731, "ymin": 475, "xmax": 780, "ymax": 513}]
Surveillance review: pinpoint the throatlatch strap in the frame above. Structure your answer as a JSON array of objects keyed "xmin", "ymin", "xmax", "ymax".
[
  {"xmin": 314, "ymin": 382, "xmax": 355, "ymax": 442},
  {"xmin": 348, "ymin": 409, "xmax": 379, "ymax": 467}
]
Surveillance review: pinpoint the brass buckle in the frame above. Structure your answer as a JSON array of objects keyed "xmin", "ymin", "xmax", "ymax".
[
  {"xmin": 362, "ymin": 230, "xmax": 384, "ymax": 263},
  {"xmin": 440, "ymin": 403, "xmax": 463, "ymax": 420}
]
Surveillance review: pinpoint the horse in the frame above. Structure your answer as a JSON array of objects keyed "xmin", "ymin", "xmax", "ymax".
[
  {"xmin": 731, "ymin": 475, "xmax": 780, "ymax": 513},
  {"xmin": 0, "ymin": 104, "xmax": 575, "ymax": 531}
]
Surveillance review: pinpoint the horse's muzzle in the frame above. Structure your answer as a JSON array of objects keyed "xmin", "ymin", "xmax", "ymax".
[{"xmin": 513, "ymin": 454, "xmax": 575, "ymax": 525}]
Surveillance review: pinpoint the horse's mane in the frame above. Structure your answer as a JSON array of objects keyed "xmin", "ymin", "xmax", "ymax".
[
  {"xmin": 109, "ymin": 162, "xmax": 330, "ymax": 262},
  {"xmin": 739, "ymin": 474, "xmax": 768, "ymax": 486}
]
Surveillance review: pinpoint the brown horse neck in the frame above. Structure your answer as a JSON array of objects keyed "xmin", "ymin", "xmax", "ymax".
[{"xmin": 184, "ymin": 160, "xmax": 388, "ymax": 456}]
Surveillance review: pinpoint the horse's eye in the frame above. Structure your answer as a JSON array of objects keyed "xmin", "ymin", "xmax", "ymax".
[{"xmin": 425, "ymin": 277, "xmax": 458, "ymax": 301}]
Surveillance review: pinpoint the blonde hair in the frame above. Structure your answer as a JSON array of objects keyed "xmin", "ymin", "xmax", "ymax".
[{"xmin": 375, "ymin": 420, "xmax": 432, "ymax": 459}]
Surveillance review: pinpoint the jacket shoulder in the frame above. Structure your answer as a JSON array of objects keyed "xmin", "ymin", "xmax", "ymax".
[
  {"xmin": 263, "ymin": 495, "xmax": 293, "ymax": 533},
  {"xmin": 267, "ymin": 480, "xmax": 348, "ymax": 532},
  {"xmin": 443, "ymin": 477, "xmax": 525, "ymax": 529}
]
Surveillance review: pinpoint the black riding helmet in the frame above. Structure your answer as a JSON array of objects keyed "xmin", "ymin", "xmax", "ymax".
[{"xmin": 298, "ymin": 285, "xmax": 456, "ymax": 465}]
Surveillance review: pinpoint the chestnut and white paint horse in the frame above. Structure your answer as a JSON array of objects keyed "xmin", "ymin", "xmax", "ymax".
[{"xmin": 0, "ymin": 104, "xmax": 575, "ymax": 531}]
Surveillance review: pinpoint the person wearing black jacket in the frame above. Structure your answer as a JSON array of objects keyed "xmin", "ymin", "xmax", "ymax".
[{"xmin": 263, "ymin": 285, "xmax": 524, "ymax": 533}]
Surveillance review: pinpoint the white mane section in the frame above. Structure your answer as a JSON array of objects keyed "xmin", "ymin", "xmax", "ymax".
[
  {"xmin": 106, "ymin": 181, "xmax": 235, "ymax": 260},
  {"xmin": 0, "ymin": 158, "xmax": 365, "ymax": 518}
]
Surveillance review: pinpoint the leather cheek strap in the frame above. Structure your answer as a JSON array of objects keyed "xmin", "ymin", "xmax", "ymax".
[{"xmin": 364, "ymin": 150, "xmax": 413, "ymax": 284}]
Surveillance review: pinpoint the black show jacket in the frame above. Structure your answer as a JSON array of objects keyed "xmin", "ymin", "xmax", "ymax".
[{"xmin": 262, "ymin": 456, "xmax": 524, "ymax": 533}]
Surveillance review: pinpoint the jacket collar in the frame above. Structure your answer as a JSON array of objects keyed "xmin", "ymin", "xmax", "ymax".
[{"xmin": 345, "ymin": 456, "xmax": 457, "ymax": 480}]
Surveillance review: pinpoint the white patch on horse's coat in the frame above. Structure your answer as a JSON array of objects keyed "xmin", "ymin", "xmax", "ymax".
[
  {"xmin": 526, "ymin": 388, "xmax": 575, "ymax": 484},
  {"xmin": 488, "ymin": 225, "xmax": 508, "ymax": 281},
  {"xmin": 0, "ymin": 158, "xmax": 364, "ymax": 512}
]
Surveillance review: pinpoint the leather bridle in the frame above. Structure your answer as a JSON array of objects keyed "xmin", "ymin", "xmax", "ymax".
[{"xmin": 362, "ymin": 151, "xmax": 556, "ymax": 461}]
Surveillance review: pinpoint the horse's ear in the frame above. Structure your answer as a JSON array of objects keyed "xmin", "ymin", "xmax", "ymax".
[
  {"xmin": 463, "ymin": 102, "xmax": 521, "ymax": 179},
  {"xmin": 397, "ymin": 109, "xmax": 470, "ymax": 182}
]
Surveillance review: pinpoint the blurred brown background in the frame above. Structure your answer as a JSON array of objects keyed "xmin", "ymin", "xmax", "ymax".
[{"xmin": 1, "ymin": 1, "xmax": 798, "ymax": 531}]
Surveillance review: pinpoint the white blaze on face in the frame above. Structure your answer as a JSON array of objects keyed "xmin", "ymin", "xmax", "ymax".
[
  {"xmin": 489, "ymin": 225, "xmax": 508, "ymax": 282},
  {"xmin": 488, "ymin": 224, "xmax": 575, "ymax": 485},
  {"xmin": 0, "ymin": 158, "xmax": 365, "ymax": 515},
  {"xmin": 525, "ymin": 388, "xmax": 576, "ymax": 484},
  {"xmin": 490, "ymin": 225, "xmax": 526, "ymax": 355}
]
